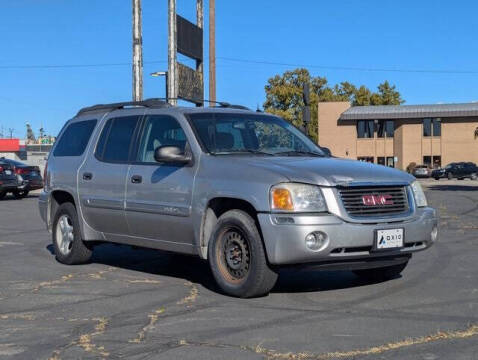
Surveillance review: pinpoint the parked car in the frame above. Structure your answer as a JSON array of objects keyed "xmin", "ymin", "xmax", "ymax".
[
  {"xmin": 0, "ymin": 158, "xmax": 43, "ymax": 197},
  {"xmin": 38, "ymin": 99, "xmax": 438, "ymax": 298},
  {"xmin": 432, "ymin": 162, "xmax": 478, "ymax": 180},
  {"xmin": 412, "ymin": 165, "xmax": 431, "ymax": 178},
  {"xmin": 0, "ymin": 161, "xmax": 19, "ymax": 199}
]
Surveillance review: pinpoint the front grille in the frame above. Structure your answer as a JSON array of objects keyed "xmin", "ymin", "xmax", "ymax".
[{"xmin": 338, "ymin": 186, "xmax": 409, "ymax": 217}]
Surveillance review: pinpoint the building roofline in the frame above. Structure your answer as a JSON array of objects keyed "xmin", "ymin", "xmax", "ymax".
[{"xmin": 338, "ymin": 102, "xmax": 478, "ymax": 120}]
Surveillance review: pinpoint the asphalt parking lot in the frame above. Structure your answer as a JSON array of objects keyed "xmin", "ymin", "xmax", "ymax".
[{"xmin": 1, "ymin": 180, "xmax": 477, "ymax": 360}]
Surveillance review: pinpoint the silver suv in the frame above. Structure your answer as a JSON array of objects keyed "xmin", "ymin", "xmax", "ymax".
[{"xmin": 39, "ymin": 99, "xmax": 438, "ymax": 298}]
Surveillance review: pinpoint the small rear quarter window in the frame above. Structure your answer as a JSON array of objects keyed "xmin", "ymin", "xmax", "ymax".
[{"xmin": 53, "ymin": 119, "xmax": 97, "ymax": 157}]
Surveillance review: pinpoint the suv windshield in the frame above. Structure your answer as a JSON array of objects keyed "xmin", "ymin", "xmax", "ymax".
[{"xmin": 188, "ymin": 113, "xmax": 324, "ymax": 156}]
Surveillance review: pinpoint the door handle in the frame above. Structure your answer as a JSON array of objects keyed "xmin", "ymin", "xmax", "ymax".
[
  {"xmin": 83, "ymin": 172, "xmax": 93, "ymax": 181},
  {"xmin": 131, "ymin": 175, "xmax": 142, "ymax": 184}
]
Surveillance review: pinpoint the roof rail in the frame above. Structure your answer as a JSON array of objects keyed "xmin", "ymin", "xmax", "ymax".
[{"xmin": 76, "ymin": 98, "xmax": 171, "ymax": 116}]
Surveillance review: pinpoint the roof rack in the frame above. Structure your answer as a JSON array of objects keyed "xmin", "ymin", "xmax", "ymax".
[{"xmin": 76, "ymin": 98, "xmax": 171, "ymax": 116}]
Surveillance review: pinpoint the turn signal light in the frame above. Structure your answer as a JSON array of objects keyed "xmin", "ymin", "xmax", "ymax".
[{"xmin": 271, "ymin": 188, "xmax": 294, "ymax": 211}]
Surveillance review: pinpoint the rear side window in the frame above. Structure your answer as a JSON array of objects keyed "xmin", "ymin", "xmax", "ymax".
[
  {"xmin": 95, "ymin": 116, "xmax": 139, "ymax": 163},
  {"xmin": 53, "ymin": 119, "xmax": 97, "ymax": 157}
]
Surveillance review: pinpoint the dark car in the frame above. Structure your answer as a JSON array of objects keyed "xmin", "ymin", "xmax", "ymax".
[
  {"xmin": 0, "ymin": 162, "xmax": 20, "ymax": 199},
  {"xmin": 432, "ymin": 162, "xmax": 478, "ymax": 180},
  {"xmin": 0, "ymin": 158, "xmax": 44, "ymax": 197}
]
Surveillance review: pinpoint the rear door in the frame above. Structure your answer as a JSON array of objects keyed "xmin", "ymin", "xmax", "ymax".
[
  {"xmin": 124, "ymin": 113, "xmax": 197, "ymax": 250},
  {"xmin": 78, "ymin": 110, "xmax": 143, "ymax": 236}
]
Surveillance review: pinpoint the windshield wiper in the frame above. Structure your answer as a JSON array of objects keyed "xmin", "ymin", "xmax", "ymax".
[
  {"xmin": 275, "ymin": 150, "xmax": 324, "ymax": 157},
  {"xmin": 211, "ymin": 149, "xmax": 276, "ymax": 156}
]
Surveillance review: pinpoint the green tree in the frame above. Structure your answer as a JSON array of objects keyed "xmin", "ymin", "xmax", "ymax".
[{"xmin": 263, "ymin": 69, "xmax": 404, "ymax": 142}]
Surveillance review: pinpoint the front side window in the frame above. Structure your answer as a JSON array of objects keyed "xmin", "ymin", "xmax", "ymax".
[
  {"xmin": 188, "ymin": 113, "xmax": 324, "ymax": 156},
  {"xmin": 137, "ymin": 115, "xmax": 187, "ymax": 162},
  {"xmin": 95, "ymin": 116, "xmax": 140, "ymax": 163},
  {"xmin": 53, "ymin": 119, "xmax": 97, "ymax": 157}
]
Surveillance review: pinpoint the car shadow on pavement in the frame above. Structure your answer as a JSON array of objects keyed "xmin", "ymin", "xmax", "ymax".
[
  {"xmin": 426, "ymin": 184, "xmax": 478, "ymax": 192},
  {"xmin": 46, "ymin": 243, "xmax": 385, "ymax": 295}
]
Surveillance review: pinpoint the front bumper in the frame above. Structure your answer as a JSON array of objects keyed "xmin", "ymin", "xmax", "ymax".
[{"xmin": 258, "ymin": 207, "xmax": 437, "ymax": 266}]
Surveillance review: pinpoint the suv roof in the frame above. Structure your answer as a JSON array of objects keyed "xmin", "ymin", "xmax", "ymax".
[{"xmin": 76, "ymin": 98, "xmax": 251, "ymax": 117}]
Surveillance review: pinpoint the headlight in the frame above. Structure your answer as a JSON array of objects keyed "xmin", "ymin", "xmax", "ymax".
[
  {"xmin": 270, "ymin": 183, "xmax": 327, "ymax": 212},
  {"xmin": 411, "ymin": 181, "xmax": 427, "ymax": 207}
]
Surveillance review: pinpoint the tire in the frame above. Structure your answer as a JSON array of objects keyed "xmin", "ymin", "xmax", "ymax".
[
  {"xmin": 447, "ymin": 172, "xmax": 453, "ymax": 180},
  {"xmin": 52, "ymin": 202, "xmax": 93, "ymax": 265},
  {"xmin": 0, "ymin": 191, "xmax": 6, "ymax": 200},
  {"xmin": 13, "ymin": 190, "xmax": 29, "ymax": 199},
  {"xmin": 434, "ymin": 177, "xmax": 440, "ymax": 181},
  {"xmin": 208, "ymin": 209, "xmax": 278, "ymax": 298},
  {"xmin": 354, "ymin": 261, "xmax": 408, "ymax": 282},
  {"xmin": 471, "ymin": 173, "xmax": 477, "ymax": 180}
]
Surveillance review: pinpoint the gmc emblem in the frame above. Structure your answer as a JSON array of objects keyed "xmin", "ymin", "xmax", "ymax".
[{"xmin": 362, "ymin": 194, "xmax": 393, "ymax": 206}]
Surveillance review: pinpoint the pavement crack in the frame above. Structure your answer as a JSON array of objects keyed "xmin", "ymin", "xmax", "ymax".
[
  {"xmin": 73, "ymin": 317, "xmax": 110, "ymax": 358},
  {"xmin": 247, "ymin": 323, "xmax": 478, "ymax": 359},
  {"xmin": 129, "ymin": 307, "xmax": 165, "ymax": 344},
  {"xmin": 176, "ymin": 281, "xmax": 199, "ymax": 306}
]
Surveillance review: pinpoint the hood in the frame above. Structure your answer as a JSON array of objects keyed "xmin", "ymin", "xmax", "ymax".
[{"xmin": 242, "ymin": 156, "xmax": 415, "ymax": 187}]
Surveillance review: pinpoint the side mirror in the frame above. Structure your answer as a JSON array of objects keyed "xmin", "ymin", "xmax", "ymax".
[
  {"xmin": 154, "ymin": 146, "xmax": 192, "ymax": 164},
  {"xmin": 320, "ymin": 147, "xmax": 332, "ymax": 157}
]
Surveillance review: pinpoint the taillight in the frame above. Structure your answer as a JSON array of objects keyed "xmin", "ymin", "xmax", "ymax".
[
  {"xmin": 0, "ymin": 166, "xmax": 3, "ymax": 172},
  {"xmin": 15, "ymin": 168, "xmax": 29, "ymax": 175}
]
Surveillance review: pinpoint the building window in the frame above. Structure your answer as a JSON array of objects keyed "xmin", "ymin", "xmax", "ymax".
[
  {"xmin": 432, "ymin": 156, "xmax": 441, "ymax": 168},
  {"xmin": 386, "ymin": 120, "xmax": 394, "ymax": 138},
  {"xmin": 432, "ymin": 118, "xmax": 441, "ymax": 137},
  {"xmin": 357, "ymin": 156, "xmax": 374, "ymax": 163},
  {"xmin": 386, "ymin": 157, "xmax": 395, "ymax": 168},
  {"xmin": 357, "ymin": 120, "xmax": 374, "ymax": 138},
  {"xmin": 377, "ymin": 157, "xmax": 385, "ymax": 165},
  {"xmin": 423, "ymin": 118, "xmax": 432, "ymax": 137},
  {"xmin": 423, "ymin": 156, "xmax": 432, "ymax": 166}
]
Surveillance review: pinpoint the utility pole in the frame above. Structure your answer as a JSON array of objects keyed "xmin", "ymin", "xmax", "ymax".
[
  {"xmin": 132, "ymin": 0, "xmax": 143, "ymax": 101},
  {"xmin": 196, "ymin": 0, "xmax": 204, "ymax": 107},
  {"xmin": 209, "ymin": 0, "xmax": 216, "ymax": 104},
  {"xmin": 168, "ymin": 0, "xmax": 178, "ymax": 105}
]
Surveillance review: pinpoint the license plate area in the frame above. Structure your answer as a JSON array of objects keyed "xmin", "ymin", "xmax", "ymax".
[{"xmin": 374, "ymin": 228, "xmax": 404, "ymax": 251}]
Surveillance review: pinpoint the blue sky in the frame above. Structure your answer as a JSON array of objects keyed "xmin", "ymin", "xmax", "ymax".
[{"xmin": 1, "ymin": 0, "xmax": 477, "ymax": 137}]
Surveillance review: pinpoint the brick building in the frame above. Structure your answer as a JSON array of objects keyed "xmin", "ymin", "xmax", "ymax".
[{"xmin": 318, "ymin": 102, "xmax": 478, "ymax": 170}]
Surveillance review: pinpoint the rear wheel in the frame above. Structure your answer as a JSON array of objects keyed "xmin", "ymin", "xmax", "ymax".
[
  {"xmin": 208, "ymin": 210, "xmax": 278, "ymax": 298},
  {"xmin": 471, "ymin": 173, "xmax": 477, "ymax": 180},
  {"xmin": 434, "ymin": 177, "xmax": 440, "ymax": 181},
  {"xmin": 447, "ymin": 172, "xmax": 453, "ymax": 180},
  {"xmin": 0, "ymin": 191, "xmax": 6, "ymax": 200},
  {"xmin": 354, "ymin": 261, "xmax": 408, "ymax": 282},
  {"xmin": 13, "ymin": 190, "xmax": 29, "ymax": 199},
  {"xmin": 52, "ymin": 202, "xmax": 92, "ymax": 265}
]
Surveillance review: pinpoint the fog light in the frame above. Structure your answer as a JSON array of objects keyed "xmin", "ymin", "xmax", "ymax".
[
  {"xmin": 305, "ymin": 231, "xmax": 327, "ymax": 251},
  {"xmin": 431, "ymin": 225, "xmax": 438, "ymax": 242}
]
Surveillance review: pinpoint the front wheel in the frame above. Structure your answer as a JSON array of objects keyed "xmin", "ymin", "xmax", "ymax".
[
  {"xmin": 447, "ymin": 172, "xmax": 453, "ymax": 180},
  {"xmin": 208, "ymin": 210, "xmax": 278, "ymax": 298},
  {"xmin": 353, "ymin": 261, "xmax": 408, "ymax": 282},
  {"xmin": 0, "ymin": 191, "xmax": 6, "ymax": 200},
  {"xmin": 52, "ymin": 202, "xmax": 93, "ymax": 265}
]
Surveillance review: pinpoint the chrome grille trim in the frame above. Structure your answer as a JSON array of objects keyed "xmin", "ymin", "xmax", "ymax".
[{"xmin": 338, "ymin": 186, "xmax": 409, "ymax": 217}]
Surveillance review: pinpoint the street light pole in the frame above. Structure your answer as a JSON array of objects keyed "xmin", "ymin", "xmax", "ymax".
[{"xmin": 150, "ymin": 71, "xmax": 169, "ymax": 101}]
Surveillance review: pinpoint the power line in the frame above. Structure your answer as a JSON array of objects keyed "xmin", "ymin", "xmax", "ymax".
[
  {"xmin": 0, "ymin": 57, "xmax": 477, "ymax": 75},
  {"xmin": 0, "ymin": 60, "xmax": 166, "ymax": 70},
  {"xmin": 216, "ymin": 56, "xmax": 478, "ymax": 75}
]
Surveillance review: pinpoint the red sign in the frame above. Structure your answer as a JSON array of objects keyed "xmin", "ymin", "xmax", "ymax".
[
  {"xmin": 0, "ymin": 139, "xmax": 20, "ymax": 152},
  {"xmin": 362, "ymin": 194, "xmax": 393, "ymax": 206}
]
